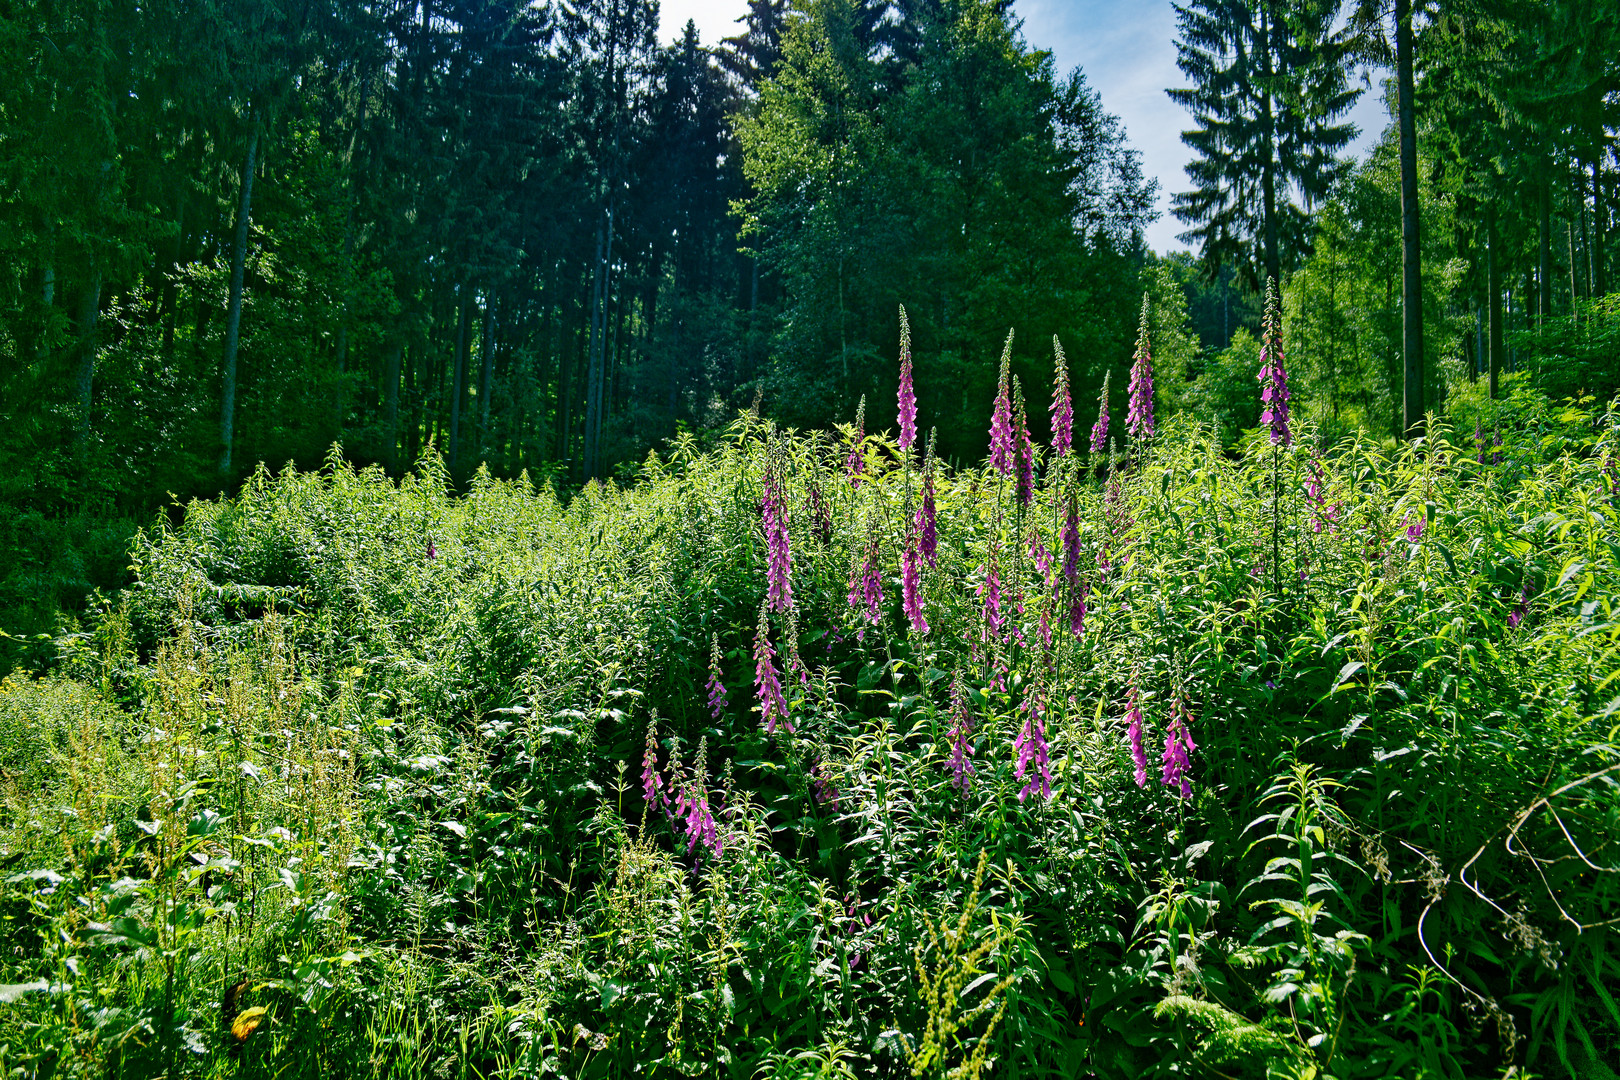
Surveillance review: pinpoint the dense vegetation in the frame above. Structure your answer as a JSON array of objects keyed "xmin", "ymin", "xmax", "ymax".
[
  {"xmin": 2, "ymin": 0, "xmax": 1619, "ymax": 1076},
  {"xmin": 2, "ymin": 301, "xmax": 1618, "ymax": 1075}
]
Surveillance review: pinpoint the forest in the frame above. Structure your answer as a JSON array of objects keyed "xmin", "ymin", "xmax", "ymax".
[{"xmin": 0, "ymin": 0, "xmax": 1618, "ymax": 1077}]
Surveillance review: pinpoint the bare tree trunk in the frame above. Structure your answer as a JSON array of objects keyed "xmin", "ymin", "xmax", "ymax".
[
  {"xmin": 219, "ymin": 120, "xmax": 260, "ymax": 475},
  {"xmin": 1396, "ymin": 0, "xmax": 1424, "ymax": 436},
  {"xmin": 478, "ymin": 295, "xmax": 494, "ymax": 464},
  {"xmin": 1595, "ymin": 159, "xmax": 1608, "ymax": 297},
  {"xmin": 449, "ymin": 289, "xmax": 469, "ymax": 477},
  {"xmin": 75, "ymin": 271, "xmax": 102, "ymax": 451},
  {"xmin": 1538, "ymin": 178, "xmax": 1551, "ymax": 328},
  {"xmin": 385, "ymin": 338, "xmax": 402, "ymax": 473},
  {"xmin": 1487, "ymin": 207, "xmax": 1503, "ymax": 400}
]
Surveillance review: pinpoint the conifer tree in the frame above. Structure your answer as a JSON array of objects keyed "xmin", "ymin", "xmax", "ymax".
[{"xmin": 1169, "ymin": 0, "xmax": 1361, "ymax": 290}]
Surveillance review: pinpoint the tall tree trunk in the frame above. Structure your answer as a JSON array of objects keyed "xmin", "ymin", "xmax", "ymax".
[
  {"xmin": 219, "ymin": 120, "xmax": 260, "ymax": 475},
  {"xmin": 75, "ymin": 271, "xmax": 102, "ymax": 451},
  {"xmin": 449, "ymin": 289, "xmax": 469, "ymax": 477},
  {"xmin": 478, "ymin": 295, "xmax": 494, "ymax": 463},
  {"xmin": 585, "ymin": 208, "xmax": 612, "ymax": 482},
  {"xmin": 1487, "ymin": 207, "xmax": 1503, "ymax": 400},
  {"xmin": 1538, "ymin": 178, "xmax": 1551, "ymax": 328},
  {"xmin": 1579, "ymin": 162, "xmax": 1593, "ymax": 299},
  {"xmin": 1595, "ymin": 159, "xmax": 1608, "ymax": 297},
  {"xmin": 1395, "ymin": 0, "xmax": 1424, "ymax": 436},
  {"xmin": 385, "ymin": 338, "xmax": 402, "ymax": 473}
]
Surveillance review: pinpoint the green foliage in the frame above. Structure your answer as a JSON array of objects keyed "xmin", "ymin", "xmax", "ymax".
[{"xmin": 1, "ymin": 387, "xmax": 1618, "ymax": 1077}]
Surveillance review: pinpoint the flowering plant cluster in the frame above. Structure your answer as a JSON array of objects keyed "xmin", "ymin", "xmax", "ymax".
[
  {"xmin": 1257, "ymin": 278, "xmax": 1291, "ymax": 447},
  {"xmin": 1125, "ymin": 295, "xmax": 1154, "ymax": 442}
]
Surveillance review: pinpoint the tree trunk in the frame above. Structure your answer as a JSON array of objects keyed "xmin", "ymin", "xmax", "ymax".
[
  {"xmin": 75, "ymin": 271, "xmax": 102, "ymax": 451},
  {"xmin": 385, "ymin": 338, "xmax": 402, "ymax": 473},
  {"xmin": 449, "ymin": 289, "xmax": 469, "ymax": 477},
  {"xmin": 1487, "ymin": 207, "xmax": 1503, "ymax": 400},
  {"xmin": 1538, "ymin": 178, "xmax": 1551, "ymax": 327},
  {"xmin": 1595, "ymin": 159, "xmax": 1608, "ymax": 297},
  {"xmin": 479, "ymin": 295, "xmax": 494, "ymax": 463},
  {"xmin": 219, "ymin": 120, "xmax": 260, "ymax": 475},
  {"xmin": 1395, "ymin": 0, "xmax": 1424, "ymax": 436}
]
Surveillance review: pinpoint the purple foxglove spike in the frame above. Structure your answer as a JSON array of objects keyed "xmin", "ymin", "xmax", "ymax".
[
  {"xmin": 1069, "ymin": 579, "xmax": 1088, "ymax": 638},
  {"xmin": 1013, "ymin": 692, "xmax": 1053, "ymax": 802},
  {"xmin": 1061, "ymin": 497, "xmax": 1080, "ymax": 586},
  {"xmin": 1475, "ymin": 421, "xmax": 1487, "ymax": 465},
  {"xmin": 848, "ymin": 519, "xmax": 884, "ymax": 627},
  {"xmin": 1405, "ymin": 512, "xmax": 1425, "ymax": 542},
  {"xmin": 1257, "ymin": 279, "xmax": 1291, "ymax": 447},
  {"xmin": 897, "ymin": 306, "xmax": 917, "ymax": 453},
  {"xmin": 761, "ymin": 465, "xmax": 794, "ymax": 613},
  {"xmin": 1125, "ymin": 676, "xmax": 1147, "ymax": 788},
  {"xmin": 641, "ymin": 722, "xmax": 665, "ymax": 810},
  {"xmin": 902, "ymin": 530, "xmax": 928, "ymax": 635},
  {"xmin": 1051, "ymin": 336, "xmax": 1073, "ymax": 456},
  {"xmin": 754, "ymin": 606, "xmax": 792, "ymax": 735},
  {"xmin": 846, "ymin": 397, "xmax": 867, "ymax": 487},
  {"xmin": 1160, "ymin": 695, "xmax": 1196, "ymax": 799},
  {"xmin": 707, "ymin": 635, "xmax": 728, "ymax": 720},
  {"xmin": 1090, "ymin": 370, "xmax": 1111, "ymax": 455},
  {"xmin": 946, "ymin": 678, "xmax": 977, "ymax": 796},
  {"xmin": 978, "ymin": 550, "xmax": 1005, "ymax": 644},
  {"xmin": 1013, "ymin": 376, "xmax": 1036, "ymax": 507},
  {"xmin": 989, "ymin": 332, "xmax": 1015, "ymax": 473},
  {"xmin": 1126, "ymin": 295, "xmax": 1154, "ymax": 442},
  {"xmin": 917, "ymin": 457, "xmax": 938, "ymax": 568}
]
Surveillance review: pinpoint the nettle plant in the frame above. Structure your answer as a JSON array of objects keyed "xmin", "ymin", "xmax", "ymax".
[{"xmin": 0, "ymin": 297, "xmax": 1616, "ymax": 1079}]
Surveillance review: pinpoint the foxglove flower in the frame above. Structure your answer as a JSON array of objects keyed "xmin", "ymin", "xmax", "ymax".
[
  {"xmin": 1051, "ymin": 336, "xmax": 1073, "ymax": 456},
  {"xmin": 978, "ymin": 549, "xmax": 1005, "ymax": 644},
  {"xmin": 754, "ymin": 605, "xmax": 792, "ymax": 735},
  {"xmin": 917, "ymin": 432, "xmax": 939, "ymax": 567},
  {"xmin": 846, "ymin": 396, "xmax": 867, "ymax": 487},
  {"xmin": 1013, "ymin": 690, "xmax": 1053, "ymax": 803},
  {"xmin": 1126, "ymin": 296, "xmax": 1154, "ymax": 442},
  {"xmin": 1160, "ymin": 694, "xmax": 1197, "ymax": 800},
  {"xmin": 1029, "ymin": 526, "xmax": 1053, "ymax": 583},
  {"xmin": 1125, "ymin": 675, "xmax": 1147, "ymax": 788},
  {"xmin": 811, "ymin": 757, "xmax": 840, "ymax": 809},
  {"xmin": 641, "ymin": 720, "xmax": 667, "ymax": 812},
  {"xmin": 902, "ymin": 530, "xmax": 928, "ymax": 635},
  {"xmin": 761, "ymin": 462, "xmax": 794, "ymax": 613},
  {"xmin": 1061, "ymin": 496, "xmax": 1080, "ymax": 587},
  {"xmin": 1257, "ymin": 279, "xmax": 1291, "ymax": 447},
  {"xmin": 1491, "ymin": 426, "xmax": 1503, "ymax": 466},
  {"xmin": 848, "ymin": 515, "xmax": 884, "ymax": 630},
  {"xmin": 1475, "ymin": 421, "xmax": 1487, "ymax": 465},
  {"xmin": 1090, "ymin": 370, "xmax": 1111, "ymax": 455},
  {"xmin": 426, "ymin": 539, "xmax": 437, "ymax": 561},
  {"xmin": 897, "ymin": 306, "xmax": 917, "ymax": 453},
  {"xmin": 1508, "ymin": 581, "xmax": 1534, "ymax": 629},
  {"xmin": 1405, "ymin": 511, "xmax": 1425, "ymax": 542},
  {"xmin": 1013, "ymin": 376, "xmax": 1036, "ymax": 507},
  {"xmin": 989, "ymin": 332, "xmax": 1015, "ymax": 474},
  {"xmin": 706, "ymin": 635, "xmax": 728, "ymax": 720},
  {"xmin": 681, "ymin": 737, "xmax": 722, "ymax": 859},
  {"xmin": 1068, "ymin": 578, "xmax": 1088, "ymax": 638},
  {"xmin": 946, "ymin": 677, "xmax": 976, "ymax": 796}
]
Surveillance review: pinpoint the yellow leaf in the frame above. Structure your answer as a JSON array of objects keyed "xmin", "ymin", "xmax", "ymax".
[{"xmin": 232, "ymin": 1006, "xmax": 268, "ymax": 1042}]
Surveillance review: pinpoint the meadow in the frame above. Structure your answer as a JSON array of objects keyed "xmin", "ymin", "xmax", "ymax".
[{"xmin": 1, "ymin": 308, "xmax": 1617, "ymax": 1080}]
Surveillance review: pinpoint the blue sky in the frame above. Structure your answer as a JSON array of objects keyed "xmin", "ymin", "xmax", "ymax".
[{"xmin": 658, "ymin": 0, "xmax": 1392, "ymax": 254}]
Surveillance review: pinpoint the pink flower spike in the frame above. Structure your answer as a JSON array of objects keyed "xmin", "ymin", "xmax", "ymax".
[
  {"xmin": 1125, "ymin": 676, "xmax": 1147, "ymax": 788},
  {"xmin": 846, "ymin": 396, "xmax": 867, "ymax": 488},
  {"xmin": 1090, "ymin": 370, "xmax": 1111, "ymax": 455},
  {"xmin": 1257, "ymin": 279, "xmax": 1291, "ymax": 447},
  {"xmin": 1051, "ymin": 336, "xmax": 1073, "ymax": 456},
  {"xmin": 754, "ymin": 605, "xmax": 792, "ymax": 735},
  {"xmin": 897, "ymin": 306, "xmax": 917, "ymax": 453},
  {"xmin": 902, "ymin": 530, "xmax": 929, "ymax": 635},
  {"xmin": 1013, "ymin": 690, "xmax": 1053, "ymax": 803},
  {"xmin": 1126, "ymin": 296, "xmax": 1154, "ymax": 442},
  {"xmin": 989, "ymin": 331, "xmax": 1015, "ymax": 474}
]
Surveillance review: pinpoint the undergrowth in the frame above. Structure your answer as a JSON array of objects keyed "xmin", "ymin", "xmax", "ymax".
[{"xmin": 1, "ymin": 396, "xmax": 1617, "ymax": 1079}]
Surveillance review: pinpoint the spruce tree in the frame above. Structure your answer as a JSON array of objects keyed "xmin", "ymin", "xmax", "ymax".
[{"xmin": 1168, "ymin": 0, "xmax": 1361, "ymax": 290}]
